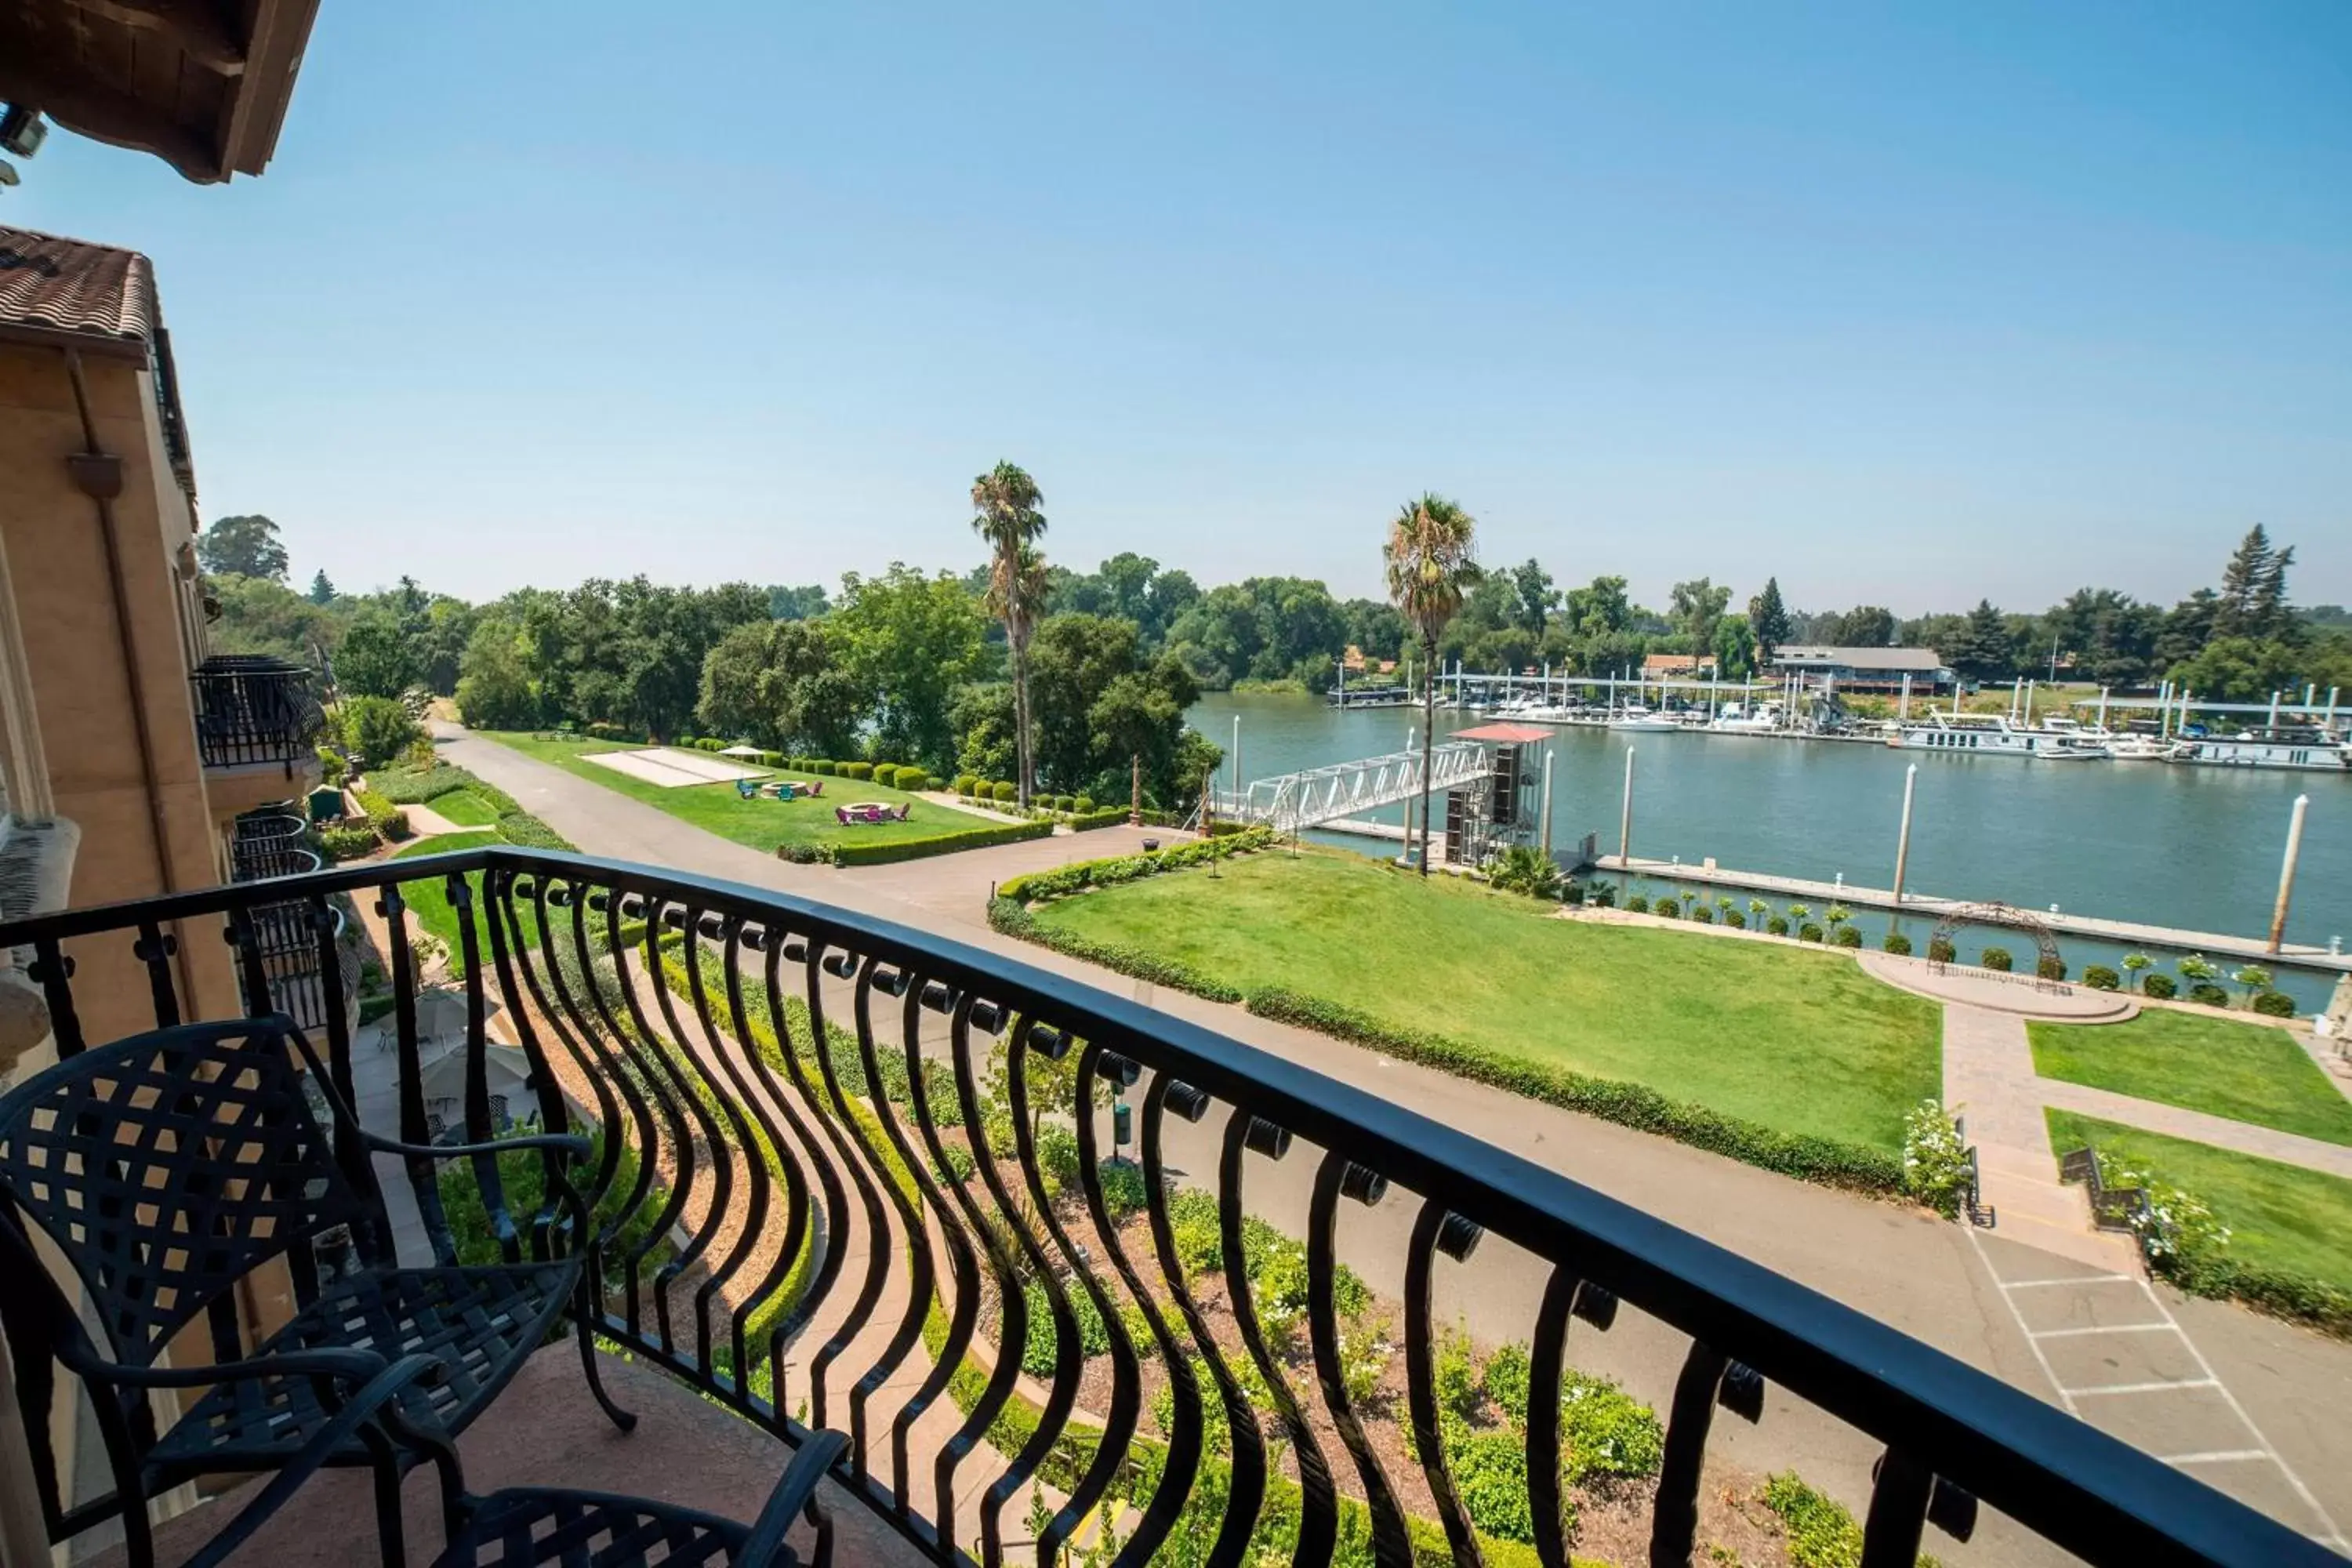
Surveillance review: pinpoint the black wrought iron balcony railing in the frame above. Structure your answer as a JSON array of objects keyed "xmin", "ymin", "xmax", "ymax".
[
  {"xmin": 224, "ymin": 809, "xmax": 351, "ymax": 1033},
  {"xmin": 191, "ymin": 654, "xmax": 325, "ymax": 769},
  {"xmin": 0, "ymin": 848, "xmax": 2331, "ymax": 1568}
]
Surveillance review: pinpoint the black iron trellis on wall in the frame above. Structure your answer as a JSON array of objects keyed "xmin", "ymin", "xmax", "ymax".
[{"xmin": 0, "ymin": 846, "xmax": 2333, "ymax": 1568}]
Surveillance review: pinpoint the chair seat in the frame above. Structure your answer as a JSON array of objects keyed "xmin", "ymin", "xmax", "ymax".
[
  {"xmin": 148, "ymin": 1258, "xmax": 577, "ymax": 1479},
  {"xmin": 432, "ymin": 1489, "xmax": 754, "ymax": 1568}
]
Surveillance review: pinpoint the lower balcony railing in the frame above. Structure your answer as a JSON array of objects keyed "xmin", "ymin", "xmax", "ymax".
[
  {"xmin": 0, "ymin": 848, "xmax": 2330, "ymax": 1568},
  {"xmin": 226, "ymin": 808, "xmax": 351, "ymax": 1033},
  {"xmin": 191, "ymin": 654, "xmax": 326, "ymax": 770}
]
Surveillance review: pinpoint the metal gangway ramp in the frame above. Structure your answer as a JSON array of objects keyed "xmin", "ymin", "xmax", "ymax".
[{"xmin": 1202, "ymin": 740, "xmax": 1491, "ymax": 837}]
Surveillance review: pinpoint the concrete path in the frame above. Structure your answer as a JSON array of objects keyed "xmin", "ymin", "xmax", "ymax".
[
  {"xmin": 1941, "ymin": 1004, "xmax": 2141, "ymax": 1274},
  {"xmin": 429, "ymin": 722, "xmax": 2352, "ymax": 1550},
  {"xmin": 2039, "ymin": 1080, "xmax": 2352, "ymax": 1180}
]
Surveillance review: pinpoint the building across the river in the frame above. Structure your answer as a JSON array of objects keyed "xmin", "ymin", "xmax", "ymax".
[{"xmin": 1770, "ymin": 644, "xmax": 1955, "ymax": 696}]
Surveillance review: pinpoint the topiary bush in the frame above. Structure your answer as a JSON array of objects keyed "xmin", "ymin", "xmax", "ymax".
[
  {"xmin": 2189, "ymin": 982, "xmax": 2230, "ymax": 1007},
  {"xmin": 2036, "ymin": 954, "xmax": 2067, "ymax": 981},
  {"xmin": 2082, "ymin": 964, "xmax": 2120, "ymax": 991},
  {"xmin": 2252, "ymin": 990, "xmax": 2299, "ymax": 1018},
  {"xmin": 1722, "ymin": 908, "xmax": 1745, "ymax": 929},
  {"xmin": 992, "ymin": 781, "xmax": 1017, "ymax": 804},
  {"xmin": 1690, "ymin": 905, "xmax": 1715, "ymax": 924},
  {"xmin": 841, "ymin": 761, "xmax": 873, "ymax": 782},
  {"xmin": 811, "ymin": 760, "xmax": 835, "ymax": 775},
  {"xmin": 1624, "ymin": 895, "xmax": 1650, "ymax": 914},
  {"xmin": 1926, "ymin": 936, "xmax": 1955, "ymax": 964},
  {"xmin": 953, "ymin": 773, "xmax": 978, "ymax": 796},
  {"xmin": 1798, "ymin": 923, "xmax": 1824, "ymax": 943},
  {"xmin": 1980, "ymin": 946, "xmax": 2013, "ymax": 971},
  {"xmin": 2142, "ymin": 972, "xmax": 2177, "ymax": 1000},
  {"xmin": 1766, "ymin": 916, "xmax": 1790, "ymax": 936},
  {"xmin": 1073, "ymin": 795, "xmax": 1095, "ymax": 814},
  {"xmin": 1882, "ymin": 932, "xmax": 1913, "ymax": 956},
  {"xmin": 1653, "ymin": 900, "xmax": 1679, "ymax": 920},
  {"xmin": 1832, "ymin": 924, "xmax": 1863, "ymax": 948}
]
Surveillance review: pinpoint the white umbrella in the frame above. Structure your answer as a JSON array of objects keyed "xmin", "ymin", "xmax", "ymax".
[{"xmin": 716, "ymin": 745, "xmax": 768, "ymax": 758}]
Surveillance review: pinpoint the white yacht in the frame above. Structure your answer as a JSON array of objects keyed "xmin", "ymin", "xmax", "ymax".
[
  {"xmin": 2026, "ymin": 715, "xmax": 2114, "ymax": 760},
  {"xmin": 1709, "ymin": 702, "xmax": 1781, "ymax": 735},
  {"xmin": 2166, "ymin": 728, "xmax": 2350, "ymax": 772},
  {"xmin": 1607, "ymin": 704, "xmax": 1681, "ymax": 733},
  {"xmin": 2108, "ymin": 733, "xmax": 2172, "ymax": 761},
  {"xmin": 1892, "ymin": 711, "xmax": 2044, "ymax": 757}
]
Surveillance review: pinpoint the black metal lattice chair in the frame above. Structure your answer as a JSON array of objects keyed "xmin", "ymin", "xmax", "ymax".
[
  {"xmin": 429, "ymin": 1429, "xmax": 848, "ymax": 1568},
  {"xmin": 0, "ymin": 1017, "xmax": 635, "ymax": 1568}
]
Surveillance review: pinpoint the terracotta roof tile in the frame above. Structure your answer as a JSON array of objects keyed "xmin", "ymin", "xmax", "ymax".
[{"xmin": 0, "ymin": 227, "xmax": 155, "ymax": 346}]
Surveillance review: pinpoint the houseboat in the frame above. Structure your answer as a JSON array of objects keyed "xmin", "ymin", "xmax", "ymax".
[{"xmin": 2167, "ymin": 728, "xmax": 2350, "ymax": 772}]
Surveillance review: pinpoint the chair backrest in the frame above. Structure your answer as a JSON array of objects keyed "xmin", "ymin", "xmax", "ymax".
[
  {"xmin": 737, "ymin": 779, "xmax": 757, "ymax": 797},
  {"xmin": 0, "ymin": 1019, "xmax": 377, "ymax": 1369},
  {"xmin": 835, "ymin": 807, "xmax": 849, "ymax": 823}
]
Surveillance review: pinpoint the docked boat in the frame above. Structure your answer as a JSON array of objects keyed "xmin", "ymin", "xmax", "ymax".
[
  {"xmin": 2166, "ymin": 728, "xmax": 2350, "ymax": 772},
  {"xmin": 1892, "ymin": 711, "xmax": 2042, "ymax": 757},
  {"xmin": 1607, "ymin": 704, "xmax": 1681, "ymax": 733},
  {"xmin": 1710, "ymin": 702, "xmax": 1781, "ymax": 735},
  {"xmin": 2107, "ymin": 734, "xmax": 2172, "ymax": 761},
  {"xmin": 2038, "ymin": 734, "xmax": 2113, "ymax": 760}
]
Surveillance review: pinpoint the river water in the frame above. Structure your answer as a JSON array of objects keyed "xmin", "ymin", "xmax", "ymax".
[{"xmin": 1189, "ymin": 692, "xmax": 2351, "ymax": 1011}]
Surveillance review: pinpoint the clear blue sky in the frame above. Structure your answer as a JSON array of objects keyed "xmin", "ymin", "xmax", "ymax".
[{"xmin": 13, "ymin": 2, "xmax": 2350, "ymax": 615}]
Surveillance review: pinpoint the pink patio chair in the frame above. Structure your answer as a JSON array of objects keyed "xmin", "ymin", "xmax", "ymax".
[{"xmin": 835, "ymin": 806, "xmax": 853, "ymax": 826}]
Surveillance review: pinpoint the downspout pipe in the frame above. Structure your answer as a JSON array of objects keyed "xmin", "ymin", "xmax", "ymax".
[{"xmin": 61, "ymin": 349, "xmax": 201, "ymax": 1010}]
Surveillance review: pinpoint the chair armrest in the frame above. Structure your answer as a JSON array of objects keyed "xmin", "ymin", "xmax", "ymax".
[
  {"xmin": 59, "ymin": 1343, "xmax": 407, "ymax": 1391},
  {"xmin": 355, "ymin": 1127, "xmax": 590, "ymax": 1163},
  {"xmin": 180, "ymin": 1354, "xmax": 450, "ymax": 1568},
  {"xmin": 737, "ymin": 1428, "xmax": 848, "ymax": 1568}
]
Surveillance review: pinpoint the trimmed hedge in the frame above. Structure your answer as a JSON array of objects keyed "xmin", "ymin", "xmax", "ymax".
[
  {"xmin": 368, "ymin": 763, "xmax": 472, "ymax": 804},
  {"xmin": 1242, "ymin": 987, "xmax": 1903, "ymax": 1196},
  {"xmin": 989, "ymin": 898, "xmax": 1243, "ymax": 1002},
  {"xmin": 2188, "ymin": 982, "xmax": 2230, "ymax": 1008},
  {"xmin": 2082, "ymin": 964, "xmax": 2120, "ymax": 991},
  {"xmin": 2166, "ymin": 1253, "xmax": 2352, "ymax": 1341},
  {"xmin": 828, "ymin": 818, "xmax": 1054, "ymax": 867},
  {"xmin": 997, "ymin": 827, "xmax": 1276, "ymax": 904},
  {"xmin": 353, "ymin": 786, "xmax": 412, "ymax": 842},
  {"xmin": 2252, "ymin": 990, "xmax": 2298, "ymax": 1018},
  {"xmin": 320, "ymin": 824, "xmax": 379, "ymax": 861},
  {"xmin": 1882, "ymin": 932, "xmax": 1913, "ymax": 956},
  {"xmin": 1068, "ymin": 807, "xmax": 1129, "ymax": 832},
  {"xmin": 495, "ymin": 811, "xmax": 575, "ymax": 851},
  {"xmin": 2142, "ymin": 973, "xmax": 2178, "ymax": 1000},
  {"xmin": 1832, "ymin": 924, "xmax": 1863, "ymax": 948},
  {"xmin": 991, "ymin": 782, "xmax": 1017, "ymax": 804}
]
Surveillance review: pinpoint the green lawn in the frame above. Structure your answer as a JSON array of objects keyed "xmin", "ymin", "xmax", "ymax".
[
  {"xmin": 427, "ymin": 789, "xmax": 502, "ymax": 827},
  {"xmin": 2045, "ymin": 1110, "xmax": 2352, "ymax": 1294},
  {"xmin": 1031, "ymin": 850, "xmax": 1943, "ymax": 1153},
  {"xmin": 2029, "ymin": 1011, "xmax": 2352, "ymax": 1147},
  {"xmin": 477, "ymin": 732, "xmax": 991, "ymax": 855},
  {"xmin": 390, "ymin": 831, "xmax": 537, "ymax": 976}
]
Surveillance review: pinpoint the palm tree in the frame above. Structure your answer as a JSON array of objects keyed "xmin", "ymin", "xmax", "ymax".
[
  {"xmin": 1384, "ymin": 494, "xmax": 1479, "ymax": 877},
  {"xmin": 971, "ymin": 462, "xmax": 1048, "ymax": 805}
]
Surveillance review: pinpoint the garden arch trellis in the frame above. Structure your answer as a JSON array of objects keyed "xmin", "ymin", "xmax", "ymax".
[{"xmin": 1929, "ymin": 901, "xmax": 2065, "ymax": 990}]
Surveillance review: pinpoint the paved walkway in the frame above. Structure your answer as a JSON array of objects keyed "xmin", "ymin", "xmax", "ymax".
[
  {"xmin": 2040, "ymin": 1080, "xmax": 2352, "ymax": 1179},
  {"xmin": 427, "ymin": 722, "xmax": 2352, "ymax": 1550}
]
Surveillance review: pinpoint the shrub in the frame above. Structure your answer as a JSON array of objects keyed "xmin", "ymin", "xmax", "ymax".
[
  {"xmin": 1832, "ymin": 924, "xmax": 1862, "ymax": 948},
  {"xmin": 353, "ymin": 786, "xmax": 412, "ymax": 842},
  {"xmin": 1486, "ymin": 845, "xmax": 1560, "ymax": 900},
  {"xmin": 1068, "ymin": 808, "xmax": 1129, "ymax": 832},
  {"xmin": 1766, "ymin": 916, "xmax": 1790, "ymax": 936},
  {"xmin": 2252, "ymin": 990, "xmax": 2298, "ymax": 1018},
  {"xmin": 1482, "ymin": 1342, "xmax": 1531, "ymax": 1427},
  {"xmin": 866, "ymin": 764, "xmax": 896, "ymax": 788},
  {"xmin": 1690, "ymin": 905, "xmax": 1715, "ymax": 924},
  {"xmin": 1559, "ymin": 1372, "xmax": 1664, "ymax": 1483},
  {"xmin": 2036, "ymin": 954, "xmax": 2067, "ymax": 981},
  {"xmin": 1585, "ymin": 882, "xmax": 1616, "ymax": 909},
  {"xmin": 829, "ymin": 818, "xmax": 1054, "ymax": 866},
  {"xmin": 316, "ymin": 746, "xmax": 347, "ymax": 786},
  {"xmin": 2142, "ymin": 972, "xmax": 2178, "ymax": 1000},
  {"xmin": 1722, "ymin": 909, "xmax": 1745, "ymax": 929},
  {"xmin": 1095, "ymin": 1158, "xmax": 1150, "ymax": 1219},
  {"xmin": 1762, "ymin": 1473, "xmax": 1865, "ymax": 1568},
  {"xmin": 496, "ymin": 811, "xmax": 575, "ymax": 851},
  {"xmin": 368, "ymin": 761, "xmax": 471, "ymax": 804},
  {"xmin": 1798, "ymin": 923, "xmax": 1824, "ymax": 943},
  {"xmin": 2189, "ymin": 982, "xmax": 2231, "ymax": 1008},
  {"xmin": 1073, "ymin": 795, "xmax": 1095, "ymax": 814},
  {"xmin": 811, "ymin": 760, "xmax": 835, "ymax": 775},
  {"xmin": 953, "ymin": 774, "xmax": 978, "ymax": 796},
  {"xmin": 1652, "ymin": 900, "xmax": 1679, "ymax": 920},
  {"xmin": 1052, "ymin": 794, "xmax": 1074, "ymax": 812},
  {"xmin": 1624, "ymin": 895, "xmax": 1650, "ymax": 914},
  {"xmin": 1448, "ymin": 1431, "xmax": 1534, "ymax": 1543},
  {"xmin": 775, "ymin": 842, "xmax": 834, "ymax": 865},
  {"xmin": 1901, "ymin": 1099, "xmax": 1970, "ymax": 1218},
  {"xmin": 1882, "ymin": 932, "xmax": 1913, "ymax": 956},
  {"xmin": 1926, "ymin": 936, "xmax": 1956, "ymax": 964},
  {"xmin": 992, "ymin": 782, "xmax": 1017, "ymax": 804},
  {"xmin": 337, "ymin": 695, "xmax": 421, "ymax": 770},
  {"xmin": 1034, "ymin": 1123, "xmax": 1083, "ymax": 1196},
  {"xmin": 996, "ymin": 827, "xmax": 1276, "ymax": 904},
  {"xmin": 1018, "ymin": 1277, "xmax": 1109, "ymax": 1377},
  {"xmin": 2082, "ymin": 964, "xmax": 2120, "ymax": 991},
  {"xmin": 319, "ymin": 823, "xmax": 379, "ymax": 861},
  {"xmin": 841, "ymin": 761, "xmax": 873, "ymax": 782},
  {"xmin": 1979, "ymin": 946, "xmax": 2013, "ymax": 971}
]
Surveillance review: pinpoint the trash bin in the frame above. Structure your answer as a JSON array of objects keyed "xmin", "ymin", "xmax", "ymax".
[
  {"xmin": 1112, "ymin": 1101, "xmax": 1131, "ymax": 1149},
  {"xmin": 307, "ymin": 786, "xmax": 343, "ymax": 824}
]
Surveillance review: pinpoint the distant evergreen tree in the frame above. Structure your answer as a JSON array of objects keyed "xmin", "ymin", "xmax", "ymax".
[
  {"xmin": 307, "ymin": 569, "xmax": 336, "ymax": 605},
  {"xmin": 1945, "ymin": 599, "xmax": 2013, "ymax": 681},
  {"xmin": 2214, "ymin": 525, "xmax": 2291, "ymax": 640},
  {"xmin": 1748, "ymin": 577, "xmax": 1792, "ymax": 662}
]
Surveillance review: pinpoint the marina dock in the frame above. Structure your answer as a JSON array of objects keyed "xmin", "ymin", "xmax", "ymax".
[{"xmin": 1591, "ymin": 854, "xmax": 2351, "ymax": 975}]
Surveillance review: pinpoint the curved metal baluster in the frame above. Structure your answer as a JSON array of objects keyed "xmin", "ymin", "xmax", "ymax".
[
  {"xmin": 1860, "ymin": 1449, "xmax": 1932, "ymax": 1568},
  {"xmin": 1308, "ymin": 1152, "xmax": 1407, "ymax": 1566},
  {"xmin": 538, "ymin": 876, "xmax": 655, "ymax": 1250},
  {"xmin": 132, "ymin": 919, "xmax": 179, "ymax": 1029},
  {"xmin": 840, "ymin": 956, "xmax": 939, "ymax": 1506},
  {"xmin": 621, "ymin": 899, "xmax": 730, "ymax": 1357},
  {"xmin": 1033, "ymin": 1044, "xmax": 1145, "ymax": 1560},
  {"xmin": 555, "ymin": 883, "xmax": 673, "ymax": 1338},
  {"xmin": 597, "ymin": 893, "xmax": 702, "ymax": 1354},
  {"xmin": 1220, "ymin": 1112, "xmax": 1337, "ymax": 1566},
  {"xmin": 931, "ymin": 993, "xmax": 1033, "ymax": 1567},
  {"xmin": 652, "ymin": 905, "xmax": 765, "ymax": 1371},
  {"xmin": 750, "ymin": 930, "xmax": 854, "ymax": 1411},
  {"xmin": 444, "ymin": 874, "xmax": 518, "ymax": 1264},
  {"xmin": 1102, "ymin": 1073, "xmax": 1210, "ymax": 1566},
  {"xmin": 700, "ymin": 918, "xmax": 812, "ymax": 1399},
  {"xmin": 299, "ymin": 896, "xmax": 365, "ymax": 1195},
  {"xmin": 990, "ymin": 1016, "xmax": 1091, "ymax": 1559},
  {"xmin": 1650, "ymin": 1343, "xmax": 1730, "ymax": 1566},
  {"xmin": 798, "ymin": 935, "xmax": 897, "ymax": 1461},
  {"xmin": 880, "ymin": 978, "xmax": 987, "ymax": 1527},
  {"xmin": 1405, "ymin": 1201, "xmax": 1485, "ymax": 1568},
  {"xmin": 1140, "ymin": 1083, "xmax": 1258, "ymax": 1568},
  {"xmin": 1524, "ymin": 1263, "xmax": 1575, "ymax": 1568}
]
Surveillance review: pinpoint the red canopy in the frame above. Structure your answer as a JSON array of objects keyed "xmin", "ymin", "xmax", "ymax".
[{"xmin": 1450, "ymin": 724, "xmax": 1553, "ymax": 744}]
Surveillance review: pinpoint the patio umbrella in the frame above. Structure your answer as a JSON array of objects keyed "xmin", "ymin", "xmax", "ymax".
[{"xmin": 716, "ymin": 745, "xmax": 768, "ymax": 758}]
